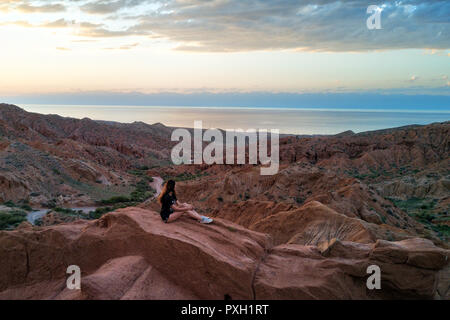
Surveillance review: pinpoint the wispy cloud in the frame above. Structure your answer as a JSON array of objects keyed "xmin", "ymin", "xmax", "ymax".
[
  {"xmin": 81, "ymin": 0, "xmax": 143, "ymax": 14},
  {"xmin": 16, "ymin": 3, "xmax": 66, "ymax": 13},
  {"xmin": 1, "ymin": 0, "xmax": 449, "ymax": 52},
  {"xmin": 103, "ymin": 42, "xmax": 140, "ymax": 50}
]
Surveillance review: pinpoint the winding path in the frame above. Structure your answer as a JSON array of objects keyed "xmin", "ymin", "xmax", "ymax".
[{"xmin": 27, "ymin": 177, "xmax": 164, "ymax": 225}]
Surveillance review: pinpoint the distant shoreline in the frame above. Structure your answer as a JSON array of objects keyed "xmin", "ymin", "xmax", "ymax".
[
  {"xmin": 15, "ymin": 103, "xmax": 450, "ymax": 114},
  {"xmin": 7, "ymin": 103, "xmax": 450, "ymax": 135}
]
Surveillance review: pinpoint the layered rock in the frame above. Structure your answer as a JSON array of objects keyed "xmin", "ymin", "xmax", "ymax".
[
  {"xmin": 0, "ymin": 104, "xmax": 174, "ymax": 205},
  {"xmin": 0, "ymin": 207, "xmax": 448, "ymax": 300},
  {"xmin": 0, "ymin": 207, "xmax": 270, "ymax": 300},
  {"xmin": 255, "ymin": 238, "xmax": 449, "ymax": 299}
]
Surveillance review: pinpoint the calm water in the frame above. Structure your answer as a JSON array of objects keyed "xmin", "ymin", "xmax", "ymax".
[{"xmin": 21, "ymin": 104, "xmax": 449, "ymax": 135}]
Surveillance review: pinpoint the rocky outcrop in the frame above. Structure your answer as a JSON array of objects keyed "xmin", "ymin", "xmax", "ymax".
[
  {"xmin": 375, "ymin": 174, "xmax": 450, "ymax": 199},
  {"xmin": 0, "ymin": 104, "xmax": 448, "ymax": 245},
  {"xmin": 255, "ymin": 238, "xmax": 449, "ymax": 299},
  {"xmin": 0, "ymin": 207, "xmax": 270, "ymax": 300},
  {"xmin": 250, "ymin": 201, "xmax": 377, "ymax": 245},
  {"xmin": 0, "ymin": 105, "xmax": 448, "ymax": 299},
  {"xmin": 0, "ymin": 207, "xmax": 448, "ymax": 300},
  {"xmin": 0, "ymin": 104, "xmax": 174, "ymax": 205}
]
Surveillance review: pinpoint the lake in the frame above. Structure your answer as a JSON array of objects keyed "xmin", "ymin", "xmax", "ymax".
[{"xmin": 21, "ymin": 104, "xmax": 449, "ymax": 135}]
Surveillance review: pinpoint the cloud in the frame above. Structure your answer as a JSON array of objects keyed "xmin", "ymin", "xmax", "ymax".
[
  {"xmin": 16, "ymin": 3, "xmax": 66, "ymax": 13},
  {"xmin": 118, "ymin": 0, "xmax": 450, "ymax": 52},
  {"xmin": 81, "ymin": 0, "xmax": 143, "ymax": 14},
  {"xmin": 0, "ymin": 20, "xmax": 33, "ymax": 27},
  {"xmin": 0, "ymin": 1, "xmax": 67, "ymax": 13},
  {"xmin": 103, "ymin": 42, "xmax": 140, "ymax": 50},
  {"xmin": 423, "ymin": 49, "xmax": 448, "ymax": 56},
  {"xmin": 1, "ymin": 0, "xmax": 449, "ymax": 52},
  {"xmin": 40, "ymin": 19, "xmax": 135, "ymax": 37}
]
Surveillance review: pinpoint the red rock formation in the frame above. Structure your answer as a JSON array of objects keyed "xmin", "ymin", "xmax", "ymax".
[
  {"xmin": 255, "ymin": 238, "xmax": 449, "ymax": 299},
  {"xmin": 0, "ymin": 207, "xmax": 447, "ymax": 300},
  {"xmin": 0, "ymin": 104, "xmax": 175, "ymax": 205},
  {"xmin": 0, "ymin": 104, "xmax": 448, "ymax": 299}
]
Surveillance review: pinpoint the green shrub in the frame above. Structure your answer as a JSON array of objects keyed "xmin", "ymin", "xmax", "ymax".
[
  {"xmin": 89, "ymin": 207, "xmax": 112, "ymax": 219},
  {"xmin": 99, "ymin": 195, "xmax": 131, "ymax": 205},
  {"xmin": 88, "ymin": 203, "xmax": 130, "ymax": 220},
  {"xmin": 0, "ymin": 210, "xmax": 27, "ymax": 230},
  {"xmin": 165, "ymin": 172, "xmax": 208, "ymax": 182},
  {"xmin": 20, "ymin": 204, "xmax": 32, "ymax": 211},
  {"xmin": 4, "ymin": 200, "xmax": 15, "ymax": 207},
  {"xmin": 54, "ymin": 207, "xmax": 78, "ymax": 215}
]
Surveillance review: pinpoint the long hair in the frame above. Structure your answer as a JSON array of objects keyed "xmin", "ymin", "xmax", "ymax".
[{"xmin": 158, "ymin": 180, "xmax": 176, "ymax": 205}]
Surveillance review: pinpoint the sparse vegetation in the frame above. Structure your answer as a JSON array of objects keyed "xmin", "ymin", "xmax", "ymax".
[
  {"xmin": 99, "ymin": 195, "xmax": 132, "ymax": 205},
  {"xmin": 389, "ymin": 197, "xmax": 449, "ymax": 241},
  {"xmin": 88, "ymin": 204, "xmax": 129, "ymax": 219},
  {"xmin": 54, "ymin": 207, "xmax": 85, "ymax": 215},
  {"xmin": 346, "ymin": 165, "xmax": 421, "ymax": 182},
  {"xmin": 0, "ymin": 209, "xmax": 27, "ymax": 230},
  {"xmin": 164, "ymin": 172, "xmax": 209, "ymax": 182},
  {"xmin": 88, "ymin": 176, "xmax": 156, "ymax": 219},
  {"xmin": 99, "ymin": 176, "xmax": 155, "ymax": 206},
  {"xmin": 0, "ymin": 200, "xmax": 33, "ymax": 230},
  {"xmin": 128, "ymin": 169, "xmax": 146, "ymax": 176},
  {"xmin": 1, "ymin": 200, "xmax": 33, "ymax": 212},
  {"xmin": 4, "ymin": 200, "xmax": 15, "ymax": 208},
  {"xmin": 20, "ymin": 204, "xmax": 32, "ymax": 211}
]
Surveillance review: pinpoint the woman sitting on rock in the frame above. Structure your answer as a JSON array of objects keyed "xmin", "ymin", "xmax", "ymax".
[{"xmin": 158, "ymin": 179, "xmax": 213, "ymax": 224}]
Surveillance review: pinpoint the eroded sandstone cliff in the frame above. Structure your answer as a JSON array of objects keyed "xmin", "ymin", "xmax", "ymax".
[{"xmin": 0, "ymin": 208, "xmax": 448, "ymax": 300}]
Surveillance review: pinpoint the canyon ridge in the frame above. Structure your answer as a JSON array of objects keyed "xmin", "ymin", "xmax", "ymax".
[{"xmin": 0, "ymin": 104, "xmax": 448, "ymax": 299}]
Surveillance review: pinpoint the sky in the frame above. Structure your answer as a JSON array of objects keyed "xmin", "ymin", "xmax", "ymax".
[{"xmin": 0, "ymin": 0, "xmax": 449, "ymax": 108}]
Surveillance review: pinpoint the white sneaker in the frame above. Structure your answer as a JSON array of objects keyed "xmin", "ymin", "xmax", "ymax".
[{"xmin": 200, "ymin": 216, "xmax": 213, "ymax": 224}]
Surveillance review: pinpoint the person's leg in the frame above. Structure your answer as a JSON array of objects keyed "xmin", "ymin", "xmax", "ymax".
[
  {"xmin": 185, "ymin": 210, "xmax": 202, "ymax": 221},
  {"xmin": 182, "ymin": 202, "xmax": 194, "ymax": 210},
  {"xmin": 166, "ymin": 211, "xmax": 184, "ymax": 223}
]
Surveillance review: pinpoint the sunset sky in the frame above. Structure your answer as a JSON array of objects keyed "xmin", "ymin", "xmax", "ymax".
[{"xmin": 0, "ymin": 0, "xmax": 449, "ymax": 107}]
